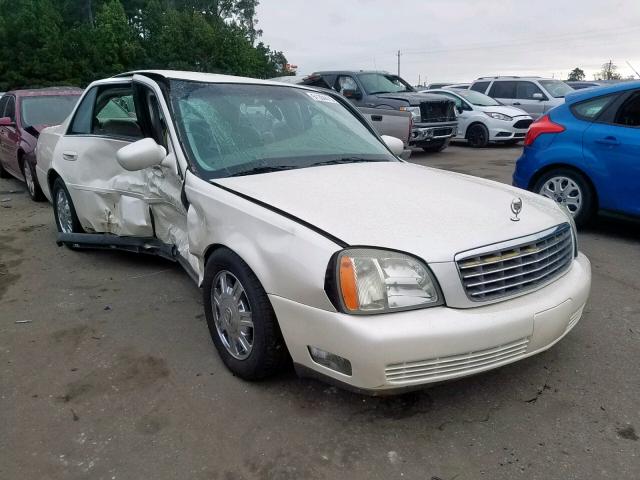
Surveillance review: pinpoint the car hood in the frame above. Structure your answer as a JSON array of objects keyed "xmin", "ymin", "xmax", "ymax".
[
  {"xmin": 215, "ymin": 162, "xmax": 568, "ymax": 263},
  {"xmin": 480, "ymin": 105, "xmax": 531, "ymax": 117},
  {"xmin": 376, "ymin": 91, "xmax": 450, "ymax": 106}
]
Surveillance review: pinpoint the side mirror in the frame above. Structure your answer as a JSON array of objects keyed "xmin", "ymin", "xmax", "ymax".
[
  {"xmin": 116, "ymin": 138, "xmax": 167, "ymax": 171},
  {"xmin": 381, "ymin": 135, "xmax": 405, "ymax": 156},
  {"xmin": 342, "ymin": 89, "xmax": 362, "ymax": 100},
  {"xmin": 532, "ymin": 92, "xmax": 545, "ymax": 101},
  {"xmin": 456, "ymin": 106, "xmax": 464, "ymax": 114},
  {"xmin": 0, "ymin": 116, "xmax": 15, "ymax": 127}
]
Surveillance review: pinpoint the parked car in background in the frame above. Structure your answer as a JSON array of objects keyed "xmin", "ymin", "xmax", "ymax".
[
  {"xmin": 470, "ymin": 77, "xmax": 574, "ymax": 119},
  {"xmin": 514, "ymin": 81, "xmax": 640, "ymax": 226},
  {"xmin": 272, "ymin": 75, "xmax": 412, "ymax": 154},
  {"xmin": 566, "ymin": 81, "xmax": 605, "ymax": 90},
  {"xmin": 36, "ymin": 70, "xmax": 590, "ymax": 394},
  {"xmin": 427, "ymin": 82, "xmax": 455, "ymax": 89},
  {"xmin": 445, "ymin": 83, "xmax": 471, "ymax": 90},
  {"xmin": 0, "ymin": 87, "xmax": 82, "ymax": 200},
  {"xmin": 301, "ymin": 71, "xmax": 458, "ymax": 152},
  {"xmin": 423, "ymin": 88, "xmax": 533, "ymax": 147}
]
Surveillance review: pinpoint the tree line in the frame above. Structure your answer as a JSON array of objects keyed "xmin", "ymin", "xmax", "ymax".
[{"xmin": 0, "ymin": 0, "xmax": 290, "ymax": 91}]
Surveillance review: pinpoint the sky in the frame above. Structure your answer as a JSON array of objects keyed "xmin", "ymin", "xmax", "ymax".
[{"xmin": 256, "ymin": 0, "xmax": 640, "ymax": 85}]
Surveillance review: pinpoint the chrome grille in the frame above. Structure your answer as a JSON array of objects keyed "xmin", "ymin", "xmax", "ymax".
[
  {"xmin": 385, "ymin": 337, "xmax": 529, "ymax": 383},
  {"xmin": 457, "ymin": 224, "xmax": 574, "ymax": 302}
]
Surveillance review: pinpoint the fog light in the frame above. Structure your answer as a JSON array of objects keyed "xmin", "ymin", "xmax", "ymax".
[{"xmin": 308, "ymin": 346, "xmax": 352, "ymax": 376}]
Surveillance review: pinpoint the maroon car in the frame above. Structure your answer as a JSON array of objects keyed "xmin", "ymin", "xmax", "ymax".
[{"xmin": 0, "ymin": 87, "xmax": 82, "ymax": 200}]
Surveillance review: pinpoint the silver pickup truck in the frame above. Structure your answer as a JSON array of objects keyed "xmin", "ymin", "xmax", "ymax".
[
  {"xmin": 271, "ymin": 75, "xmax": 413, "ymax": 155},
  {"xmin": 298, "ymin": 71, "xmax": 458, "ymax": 153}
]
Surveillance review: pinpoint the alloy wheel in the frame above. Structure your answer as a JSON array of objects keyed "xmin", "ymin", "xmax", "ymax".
[
  {"xmin": 55, "ymin": 188, "xmax": 74, "ymax": 233},
  {"xmin": 538, "ymin": 175, "xmax": 582, "ymax": 216},
  {"xmin": 23, "ymin": 163, "xmax": 35, "ymax": 197},
  {"xmin": 211, "ymin": 270, "xmax": 254, "ymax": 360}
]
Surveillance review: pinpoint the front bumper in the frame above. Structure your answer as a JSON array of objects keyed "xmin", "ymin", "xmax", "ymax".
[
  {"xmin": 410, "ymin": 123, "xmax": 458, "ymax": 144},
  {"xmin": 271, "ymin": 253, "xmax": 590, "ymax": 394}
]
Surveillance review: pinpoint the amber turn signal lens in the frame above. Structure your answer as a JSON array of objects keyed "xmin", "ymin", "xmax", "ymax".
[{"xmin": 339, "ymin": 256, "xmax": 359, "ymax": 311}]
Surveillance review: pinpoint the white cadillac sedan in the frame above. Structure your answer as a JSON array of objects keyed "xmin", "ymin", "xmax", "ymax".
[{"xmin": 36, "ymin": 70, "xmax": 591, "ymax": 394}]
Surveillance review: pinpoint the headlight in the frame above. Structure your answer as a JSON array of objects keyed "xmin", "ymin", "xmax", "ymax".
[
  {"xmin": 484, "ymin": 111, "xmax": 512, "ymax": 121},
  {"xmin": 329, "ymin": 248, "xmax": 443, "ymax": 314},
  {"xmin": 400, "ymin": 106, "xmax": 421, "ymax": 121}
]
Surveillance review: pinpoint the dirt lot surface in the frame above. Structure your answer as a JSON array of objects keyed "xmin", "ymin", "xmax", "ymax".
[{"xmin": 1, "ymin": 144, "xmax": 639, "ymax": 479}]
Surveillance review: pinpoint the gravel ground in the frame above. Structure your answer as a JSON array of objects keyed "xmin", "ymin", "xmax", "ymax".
[{"xmin": 1, "ymin": 144, "xmax": 639, "ymax": 480}]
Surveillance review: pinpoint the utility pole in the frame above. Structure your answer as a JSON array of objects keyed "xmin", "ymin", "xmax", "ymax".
[{"xmin": 397, "ymin": 50, "xmax": 401, "ymax": 77}]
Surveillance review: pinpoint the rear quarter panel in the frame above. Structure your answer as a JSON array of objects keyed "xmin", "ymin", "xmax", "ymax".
[{"xmin": 515, "ymin": 107, "xmax": 592, "ymax": 189}]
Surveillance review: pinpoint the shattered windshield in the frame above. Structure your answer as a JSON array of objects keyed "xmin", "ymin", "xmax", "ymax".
[
  {"xmin": 169, "ymin": 81, "xmax": 396, "ymax": 179},
  {"xmin": 358, "ymin": 73, "xmax": 414, "ymax": 95},
  {"xmin": 20, "ymin": 95, "xmax": 80, "ymax": 127}
]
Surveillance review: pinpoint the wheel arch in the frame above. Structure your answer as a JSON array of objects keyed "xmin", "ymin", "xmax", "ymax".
[
  {"xmin": 47, "ymin": 168, "xmax": 62, "ymax": 193},
  {"xmin": 528, "ymin": 163, "xmax": 599, "ymax": 210},
  {"xmin": 464, "ymin": 120, "xmax": 488, "ymax": 138}
]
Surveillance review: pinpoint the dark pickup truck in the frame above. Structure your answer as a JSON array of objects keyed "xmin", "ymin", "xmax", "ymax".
[{"xmin": 301, "ymin": 70, "xmax": 458, "ymax": 152}]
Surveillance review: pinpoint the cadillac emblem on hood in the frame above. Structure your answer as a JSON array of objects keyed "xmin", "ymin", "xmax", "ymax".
[{"xmin": 510, "ymin": 197, "xmax": 523, "ymax": 222}]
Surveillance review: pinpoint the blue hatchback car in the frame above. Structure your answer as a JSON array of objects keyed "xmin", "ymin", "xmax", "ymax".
[{"xmin": 513, "ymin": 81, "xmax": 640, "ymax": 226}]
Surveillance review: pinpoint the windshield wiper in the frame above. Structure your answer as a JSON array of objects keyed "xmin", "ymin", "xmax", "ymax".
[
  {"xmin": 228, "ymin": 165, "xmax": 297, "ymax": 177},
  {"xmin": 310, "ymin": 157, "xmax": 387, "ymax": 167}
]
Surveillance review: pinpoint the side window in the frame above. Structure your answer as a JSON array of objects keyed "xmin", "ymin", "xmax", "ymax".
[
  {"xmin": 69, "ymin": 87, "xmax": 98, "ymax": 134},
  {"xmin": 92, "ymin": 85, "xmax": 142, "ymax": 139},
  {"xmin": 335, "ymin": 75, "xmax": 360, "ymax": 96},
  {"xmin": 613, "ymin": 91, "xmax": 640, "ymax": 127},
  {"xmin": 4, "ymin": 96, "xmax": 16, "ymax": 121},
  {"xmin": 571, "ymin": 94, "xmax": 617, "ymax": 121},
  {"xmin": 516, "ymin": 82, "xmax": 544, "ymax": 100},
  {"xmin": 470, "ymin": 81, "xmax": 490, "ymax": 93},
  {"xmin": 0, "ymin": 96, "xmax": 9, "ymax": 118},
  {"xmin": 440, "ymin": 92, "xmax": 463, "ymax": 110},
  {"xmin": 489, "ymin": 81, "xmax": 517, "ymax": 99}
]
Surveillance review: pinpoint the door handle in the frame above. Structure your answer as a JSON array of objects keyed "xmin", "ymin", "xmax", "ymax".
[
  {"xmin": 513, "ymin": 102, "xmax": 522, "ymax": 105},
  {"xmin": 371, "ymin": 115, "xmax": 383, "ymax": 121},
  {"xmin": 595, "ymin": 136, "xmax": 619, "ymax": 146},
  {"xmin": 62, "ymin": 151, "xmax": 78, "ymax": 161}
]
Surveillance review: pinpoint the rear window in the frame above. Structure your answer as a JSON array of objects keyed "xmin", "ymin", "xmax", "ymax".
[
  {"xmin": 571, "ymin": 94, "xmax": 617, "ymax": 120},
  {"xmin": 470, "ymin": 81, "xmax": 490, "ymax": 93},
  {"xmin": 21, "ymin": 95, "xmax": 80, "ymax": 127}
]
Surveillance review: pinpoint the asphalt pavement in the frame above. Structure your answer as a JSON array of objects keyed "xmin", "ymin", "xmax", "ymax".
[{"xmin": 1, "ymin": 144, "xmax": 639, "ymax": 479}]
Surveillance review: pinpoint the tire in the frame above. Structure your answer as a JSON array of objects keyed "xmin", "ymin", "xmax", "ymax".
[
  {"xmin": 533, "ymin": 168, "xmax": 594, "ymax": 227},
  {"xmin": 52, "ymin": 177, "xmax": 84, "ymax": 234},
  {"xmin": 203, "ymin": 248, "xmax": 288, "ymax": 380},
  {"xmin": 421, "ymin": 139, "xmax": 449, "ymax": 153},
  {"xmin": 466, "ymin": 123, "xmax": 490, "ymax": 148},
  {"xmin": 0, "ymin": 161, "xmax": 10, "ymax": 178},
  {"xmin": 21, "ymin": 159, "xmax": 45, "ymax": 202}
]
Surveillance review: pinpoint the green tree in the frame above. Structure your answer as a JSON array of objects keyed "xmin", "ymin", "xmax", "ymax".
[
  {"xmin": 567, "ymin": 67, "xmax": 585, "ymax": 81},
  {"xmin": 0, "ymin": 0, "xmax": 287, "ymax": 90}
]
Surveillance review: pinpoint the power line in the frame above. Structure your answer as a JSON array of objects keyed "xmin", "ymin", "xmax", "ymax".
[{"xmin": 393, "ymin": 25, "xmax": 640, "ymax": 58}]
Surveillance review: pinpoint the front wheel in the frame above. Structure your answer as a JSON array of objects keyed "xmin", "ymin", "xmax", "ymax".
[
  {"xmin": 466, "ymin": 124, "xmax": 489, "ymax": 148},
  {"xmin": 533, "ymin": 169, "xmax": 594, "ymax": 227},
  {"xmin": 203, "ymin": 248, "xmax": 288, "ymax": 380},
  {"xmin": 421, "ymin": 139, "xmax": 449, "ymax": 153}
]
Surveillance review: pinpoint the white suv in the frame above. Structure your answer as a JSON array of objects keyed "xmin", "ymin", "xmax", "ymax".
[{"xmin": 470, "ymin": 77, "xmax": 574, "ymax": 119}]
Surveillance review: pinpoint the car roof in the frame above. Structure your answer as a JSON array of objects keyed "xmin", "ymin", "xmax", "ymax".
[
  {"xmin": 114, "ymin": 70, "xmax": 306, "ymax": 87},
  {"xmin": 310, "ymin": 70, "xmax": 392, "ymax": 76},
  {"xmin": 564, "ymin": 80, "xmax": 640, "ymax": 105},
  {"xmin": 4, "ymin": 86, "xmax": 83, "ymax": 97},
  {"xmin": 474, "ymin": 76, "xmax": 555, "ymax": 81}
]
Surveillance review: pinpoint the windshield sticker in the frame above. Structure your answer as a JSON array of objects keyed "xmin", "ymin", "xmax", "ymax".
[{"xmin": 306, "ymin": 92, "xmax": 338, "ymax": 104}]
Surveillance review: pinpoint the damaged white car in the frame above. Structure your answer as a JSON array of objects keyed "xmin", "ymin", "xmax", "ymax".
[{"xmin": 36, "ymin": 71, "xmax": 591, "ymax": 394}]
